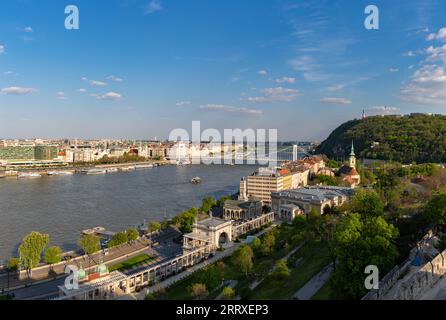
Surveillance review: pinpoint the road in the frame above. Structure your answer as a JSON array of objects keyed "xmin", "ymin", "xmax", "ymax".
[{"xmin": 0, "ymin": 238, "xmax": 165, "ymax": 299}]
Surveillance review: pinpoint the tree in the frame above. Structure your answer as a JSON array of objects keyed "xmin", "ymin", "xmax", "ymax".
[
  {"xmin": 274, "ymin": 259, "xmax": 290, "ymax": 279},
  {"xmin": 18, "ymin": 231, "xmax": 50, "ymax": 272},
  {"xmin": 190, "ymin": 283, "xmax": 208, "ymax": 299},
  {"xmin": 7, "ymin": 258, "xmax": 20, "ymax": 272},
  {"xmin": 6, "ymin": 258, "xmax": 20, "ymax": 289},
  {"xmin": 149, "ymin": 221, "xmax": 161, "ymax": 233},
  {"xmin": 330, "ymin": 213, "xmax": 399, "ymax": 299},
  {"xmin": 232, "ymin": 245, "xmax": 253, "ymax": 277},
  {"xmin": 201, "ymin": 197, "xmax": 217, "ymax": 213},
  {"xmin": 249, "ymin": 237, "xmax": 261, "ymax": 252},
  {"xmin": 349, "ymin": 189, "xmax": 384, "ymax": 217},
  {"xmin": 77, "ymin": 234, "xmax": 100, "ymax": 255},
  {"xmin": 174, "ymin": 208, "xmax": 198, "ymax": 234},
  {"xmin": 197, "ymin": 265, "xmax": 221, "ymax": 291},
  {"xmin": 221, "ymin": 286, "xmax": 235, "ymax": 300},
  {"xmin": 108, "ymin": 232, "xmax": 128, "ymax": 248},
  {"xmin": 425, "ymin": 192, "xmax": 446, "ymax": 225},
  {"xmin": 44, "ymin": 246, "xmax": 62, "ymax": 267},
  {"xmin": 261, "ymin": 230, "xmax": 276, "ymax": 256},
  {"xmin": 293, "ymin": 215, "xmax": 308, "ymax": 231},
  {"xmin": 126, "ymin": 228, "xmax": 139, "ymax": 242}
]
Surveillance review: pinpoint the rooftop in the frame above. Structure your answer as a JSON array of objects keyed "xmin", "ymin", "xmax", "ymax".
[{"xmin": 272, "ymin": 186, "xmax": 355, "ymax": 203}]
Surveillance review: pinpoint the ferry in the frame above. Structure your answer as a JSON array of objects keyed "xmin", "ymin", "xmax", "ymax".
[
  {"xmin": 47, "ymin": 171, "xmax": 74, "ymax": 176},
  {"xmin": 121, "ymin": 166, "xmax": 136, "ymax": 172},
  {"xmin": 18, "ymin": 172, "xmax": 42, "ymax": 178},
  {"xmin": 82, "ymin": 169, "xmax": 107, "ymax": 175},
  {"xmin": 190, "ymin": 177, "xmax": 202, "ymax": 184},
  {"xmin": 135, "ymin": 164, "xmax": 154, "ymax": 170}
]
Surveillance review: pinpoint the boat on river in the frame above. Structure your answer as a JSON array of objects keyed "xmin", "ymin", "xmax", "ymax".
[{"xmin": 190, "ymin": 177, "xmax": 202, "ymax": 184}]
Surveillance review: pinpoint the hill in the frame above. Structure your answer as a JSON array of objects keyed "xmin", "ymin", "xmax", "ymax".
[{"xmin": 315, "ymin": 114, "xmax": 446, "ymax": 164}]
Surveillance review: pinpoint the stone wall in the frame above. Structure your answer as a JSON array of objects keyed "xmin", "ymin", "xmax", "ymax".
[
  {"xmin": 362, "ymin": 259, "xmax": 412, "ymax": 300},
  {"xmin": 395, "ymin": 250, "xmax": 446, "ymax": 300},
  {"xmin": 363, "ymin": 250, "xmax": 446, "ymax": 300}
]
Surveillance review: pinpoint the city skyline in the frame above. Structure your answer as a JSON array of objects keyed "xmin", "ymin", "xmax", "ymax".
[{"xmin": 1, "ymin": 0, "xmax": 446, "ymax": 140}]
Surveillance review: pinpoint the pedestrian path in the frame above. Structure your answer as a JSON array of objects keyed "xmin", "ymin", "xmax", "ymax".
[{"xmin": 293, "ymin": 263, "xmax": 333, "ymax": 300}]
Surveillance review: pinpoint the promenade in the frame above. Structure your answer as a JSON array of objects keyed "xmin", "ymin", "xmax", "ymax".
[{"xmin": 0, "ymin": 238, "xmax": 154, "ymax": 295}]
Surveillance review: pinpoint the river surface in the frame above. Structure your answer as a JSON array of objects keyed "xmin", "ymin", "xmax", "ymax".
[{"xmin": 0, "ymin": 165, "xmax": 256, "ymax": 260}]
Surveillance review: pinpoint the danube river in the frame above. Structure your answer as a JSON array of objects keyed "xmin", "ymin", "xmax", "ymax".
[{"xmin": 0, "ymin": 165, "xmax": 257, "ymax": 260}]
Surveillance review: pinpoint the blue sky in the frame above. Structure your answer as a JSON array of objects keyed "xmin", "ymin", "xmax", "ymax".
[{"xmin": 1, "ymin": 0, "xmax": 446, "ymax": 140}]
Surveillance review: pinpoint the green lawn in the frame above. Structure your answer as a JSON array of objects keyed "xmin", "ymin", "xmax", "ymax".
[
  {"xmin": 109, "ymin": 254, "xmax": 154, "ymax": 272},
  {"xmin": 249, "ymin": 240, "xmax": 331, "ymax": 300}
]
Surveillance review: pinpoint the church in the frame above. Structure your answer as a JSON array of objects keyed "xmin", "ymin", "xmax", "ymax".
[{"xmin": 338, "ymin": 141, "xmax": 361, "ymax": 188}]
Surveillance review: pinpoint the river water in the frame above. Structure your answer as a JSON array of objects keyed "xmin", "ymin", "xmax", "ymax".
[{"xmin": 0, "ymin": 165, "xmax": 256, "ymax": 260}]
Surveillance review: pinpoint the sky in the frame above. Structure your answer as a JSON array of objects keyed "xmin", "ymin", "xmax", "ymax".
[{"xmin": 1, "ymin": 0, "xmax": 446, "ymax": 141}]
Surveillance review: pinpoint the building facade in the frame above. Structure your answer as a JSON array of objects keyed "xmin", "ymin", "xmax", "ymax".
[
  {"xmin": 223, "ymin": 198, "xmax": 262, "ymax": 220},
  {"xmin": 271, "ymin": 186, "xmax": 355, "ymax": 221}
]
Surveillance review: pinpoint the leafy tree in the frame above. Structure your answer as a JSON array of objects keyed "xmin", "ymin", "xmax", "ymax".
[
  {"xmin": 174, "ymin": 208, "xmax": 198, "ymax": 234},
  {"xmin": 274, "ymin": 259, "xmax": 290, "ymax": 279},
  {"xmin": 108, "ymin": 232, "xmax": 128, "ymax": 248},
  {"xmin": 330, "ymin": 214, "xmax": 399, "ymax": 299},
  {"xmin": 232, "ymin": 245, "xmax": 254, "ymax": 277},
  {"xmin": 7, "ymin": 258, "xmax": 20, "ymax": 272},
  {"xmin": 201, "ymin": 197, "xmax": 217, "ymax": 213},
  {"xmin": 197, "ymin": 265, "xmax": 221, "ymax": 291},
  {"xmin": 217, "ymin": 195, "xmax": 232, "ymax": 207},
  {"xmin": 6, "ymin": 257, "xmax": 20, "ymax": 289},
  {"xmin": 312, "ymin": 174, "xmax": 339, "ymax": 186},
  {"xmin": 349, "ymin": 189, "xmax": 384, "ymax": 217},
  {"xmin": 425, "ymin": 192, "xmax": 446, "ymax": 225},
  {"xmin": 77, "ymin": 234, "xmax": 100, "ymax": 255},
  {"xmin": 190, "ymin": 283, "xmax": 208, "ymax": 299},
  {"xmin": 149, "ymin": 221, "xmax": 161, "ymax": 233},
  {"xmin": 261, "ymin": 230, "xmax": 276, "ymax": 256},
  {"xmin": 221, "ymin": 286, "xmax": 235, "ymax": 300},
  {"xmin": 249, "ymin": 236, "xmax": 262, "ymax": 252},
  {"xmin": 126, "ymin": 228, "xmax": 139, "ymax": 242},
  {"xmin": 18, "ymin": 231, "xmax": 50, "ymax": 271},
  {"xmin": 44, "ymin": 246, "xmax": 62, "ymax": 266},
  {"xmin": 292, "ymin": 215, "xmax": 308, "ymax": 231}
]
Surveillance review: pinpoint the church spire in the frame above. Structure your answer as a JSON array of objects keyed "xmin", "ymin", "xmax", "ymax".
[
  {"xmin": 349, "ymin": 140, "xmax": 356, "ymax": 169},
  {"xmin": 350, "ymin": 140, "xmax": 355, "ymax": 156}
]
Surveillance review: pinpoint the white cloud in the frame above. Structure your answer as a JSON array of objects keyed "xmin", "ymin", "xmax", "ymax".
[
  {"xmin": 78, "ymin": 88, "xmax": 87, "ymax": 93},
  {"xmin": 107, "ymin": 75, "xmax": 123, "ymax": 82},
  {"xmin": 0, "ymin": 44, "xmax": 5, "ymax": 55},
  {"xmin": 320, "ymin": 97, "xmax": 352, "ymax": 105},
  {"xmin": 327, "ymin": 84, "xmax": 345, "ymax": 92},
  {"xmin": 24, "ymin": 27, "xmax": 33, "ymax": 33},
  {"xmin": 275, "ymin": 77, "xmax": 296, "ymax": 84},
  {"xmin": 427, "ymin": 27, "xmax": 446, "ymax": 41},
  {"xmin": 144, "ymin": 0, "xmax": 163, "ymax": 15},
  {"xmin": 82, "ymin": 77, "xmax": 107, "ymax": 86},
  {"xmin": 3, "ymin": 71, "xmax": 13, "ymax": 75},
  {"xmin": 247, "ymin": 87, "xmax": 301, "ymax": 103},
  {"xmin": 389, "ymin": 68, "xmax": 399, "ymax": 73},
  {"xmin": 403, "ymin": 51, "xmax": 416, "ymax": 57},
  {"xmin": 401, "ymin": 64, "xmax": 446, "ymax": 106},
  {"xmin": 56, "ymin": 91, "xmax": 68, "ymax": 100},
  {"xmin": 0, "ymin": 86, "xmax": 37, "ymax": 95},
  {"xmin": 258, "ymin": 70, "xmax": 268, "ymax": 76},
  {"xmin": 176, "ymin": 101, "xmax": 191, "ymax": 107},
  {"xmin": 96, "ymin": 92, "xmax": 123, "ymax": 101},
  {"xmin": 426, "ymin": 44, "xmax": 446, "ymax": 63},
  {"xmin": 289, "ymin": 55, "xmax": 329, "ymax": 81},
  {"xmin": 367, "ymin": 106, "xmax": 400, "ymax": 115},
  {"xmin": 200, "ymin": 104, "xmax": 263, "ymax": 117}
]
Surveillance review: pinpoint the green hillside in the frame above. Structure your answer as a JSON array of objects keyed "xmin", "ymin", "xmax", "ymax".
[{"xmin": 315, "ymin": 114, "xmax": 446, "ymax": 164}]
